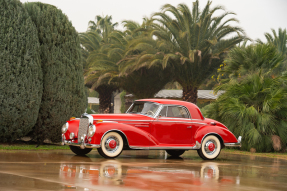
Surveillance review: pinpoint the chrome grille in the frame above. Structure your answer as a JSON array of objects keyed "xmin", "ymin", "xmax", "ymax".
[{"xmin": 78, "ymin": 118, "xmax": 89, "ymax": 142}]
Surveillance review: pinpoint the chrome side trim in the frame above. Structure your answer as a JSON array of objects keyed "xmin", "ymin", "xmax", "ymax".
[
  {"xmin": 93, "ymin": 119, "xmax": 152, "ymax": 122},
  {"xmin": 98, "ymin": 121, "xmax": 118, "ymax": 123},
  {"xmin": 100, "ymin": 129, "xmax": 130, "ymax": 147},
  {"xmin": 63, "ymin": 140, "xmax": 100, "ymax": 148},
  {"xmin": 122, "ymin": 123, "xmax": 149, "ymax": 124},
  {"xmin": 157, "ymin": 120, "xmax": 207, "ymax": 125},
  {"xmin": 93, "ymin": 119, "xmax": 206, "ymax": 125},
  {"xmin": 130, "ymin": 141, "xmax": 201, "ymax": 150}
]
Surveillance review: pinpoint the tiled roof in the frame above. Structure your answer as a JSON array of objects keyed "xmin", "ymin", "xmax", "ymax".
[
  {"xmin": 125, "ymin": 90, "xmax": 225, "ymax": 100},
  {"xmin": 154, "ymin": 89, "xmax": 224, "ymax": 99},
  {"xmin": 88, "ymin": 97, "xmax": 99, "ymax": 104}
]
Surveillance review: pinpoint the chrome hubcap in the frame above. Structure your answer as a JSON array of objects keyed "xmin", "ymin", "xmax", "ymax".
[
  {"xmin": 104, "ymin": 136, "xmax": 119, "ymax": 153},
  {"xmin": 204, "ymin": 140, "xmax": 217, "ymax": 155}
]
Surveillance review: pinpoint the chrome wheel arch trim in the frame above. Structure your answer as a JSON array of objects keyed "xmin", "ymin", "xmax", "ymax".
[
  {"xmin": 200, "ymin": 132, "xmax": 224, "ymax": 147},
  {"xmin": 100, "ymin": 129, "xmax": 130, "ymax": 147}
]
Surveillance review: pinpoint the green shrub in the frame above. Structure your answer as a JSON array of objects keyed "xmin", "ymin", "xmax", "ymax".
[
  {"xmin": 0, "ymin": 0, "xmax": 42, "ymax": 142},
  {"xmin": 202, "ymin": 72, "xmax": 287, "ymax": 152},
  {"xmin": 24, "ymin": 2, "xmax": 87, "ymax": 143}
]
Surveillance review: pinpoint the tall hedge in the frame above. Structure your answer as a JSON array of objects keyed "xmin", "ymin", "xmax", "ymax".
[
  {"xmin": 24, "ymin": 2, "xmax": 87, "ymax": 142},
  {"xmin": 0, "ymin": 0, "xmax": 42, "ymax": 142}
]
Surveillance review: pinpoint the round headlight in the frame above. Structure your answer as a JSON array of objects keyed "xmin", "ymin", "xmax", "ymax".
[
  {"xmin": 62, "ymin": 122, "xmax": 69, "ymax": 134},
  {"xmin": 88, "ymin": 125, "xmax": 96, "ymax": 137}
]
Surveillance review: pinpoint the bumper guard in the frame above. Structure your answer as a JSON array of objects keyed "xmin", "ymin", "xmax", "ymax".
[
  {"xmin": 224, "ymin": 136, "xmax": 242, "ymax": 147},
  {"xmin": 62, "ymin": 134, "xmax": 100, "ymax": 149}
]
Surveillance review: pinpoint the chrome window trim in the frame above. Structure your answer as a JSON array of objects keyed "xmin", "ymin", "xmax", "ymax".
[
  {"xmin": 126, "ymin": 101, "xmax": 162, "ymax": 119},
  {"xmin": 100, "ymin": 129, "xmax": 130, "ymax": 147},
  {"xmin": 155, "ymin": 104, "xmax": 191, "ymax": 119},
  {"xmin": 125, "ymin": 103, "xmax": 134, "ymax": 113}
]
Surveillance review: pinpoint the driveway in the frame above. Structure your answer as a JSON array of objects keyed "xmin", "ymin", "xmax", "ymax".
[{"xmin": 0, "ymin": 149, "xmax": 286, "ymax": 190}]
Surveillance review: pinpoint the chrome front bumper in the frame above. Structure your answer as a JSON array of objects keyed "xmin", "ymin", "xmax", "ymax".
[
  {"xmin": 224, "ymin": 136, "xmax": 242, "ymax": 147},
  {"xmin": 62, "ymin": 134, "xmax": 100, "ymax": 149}
]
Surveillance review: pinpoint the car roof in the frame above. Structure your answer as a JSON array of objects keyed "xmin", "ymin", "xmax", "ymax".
[
  {"xmin": 136, "ymin": 99, "xmax": 195, "ymax": 107},
  {"xmin": 135, "ymin": 99, "xmax": 204, "ymax": 120}
]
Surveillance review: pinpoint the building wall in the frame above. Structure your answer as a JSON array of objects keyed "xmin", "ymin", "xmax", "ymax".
[{"xmin": 114, "ymin": 93, "xmax": 121, "ymax": 113}]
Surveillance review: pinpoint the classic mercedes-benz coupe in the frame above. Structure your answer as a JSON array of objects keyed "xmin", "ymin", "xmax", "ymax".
[{"xmin": 62, "ymin": 99, "xmax": 241, "ymax": 160}]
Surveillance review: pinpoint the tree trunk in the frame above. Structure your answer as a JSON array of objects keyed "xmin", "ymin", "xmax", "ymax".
[
  {"xmin": 182, "ymin": 86, "xmax": 198, "ymax": 104},
  {"xmin": 96, "ymin": 85, "xmax": 116, "ymax": 114}
]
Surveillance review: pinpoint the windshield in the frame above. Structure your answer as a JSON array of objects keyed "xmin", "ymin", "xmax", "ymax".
[{"xmin": 127, "ymin": 102, "xmax": 160, "ymax": 117}]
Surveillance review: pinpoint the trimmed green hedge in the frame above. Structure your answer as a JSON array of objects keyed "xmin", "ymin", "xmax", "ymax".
[
  {"xmin": 0, "ymin": 0, "xmax": 42, "ymax": 142},
  {"xmin": 24, "ymin": 2, "xmax": 87, "ymax": 143}
]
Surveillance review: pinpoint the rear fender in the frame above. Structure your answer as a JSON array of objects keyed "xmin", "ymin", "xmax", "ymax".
[
  {"xmin": 90, "ymin": 122, "xmax": 158, "ymax": 147},
  {"xmin": 194, "ymin": 126, "xmax": 238, "ymax": 145}
]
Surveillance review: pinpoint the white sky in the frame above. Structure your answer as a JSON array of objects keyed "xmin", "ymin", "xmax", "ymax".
[{"xmin": 20, "ymin": 0, "xmax": 287, "ymax": 41}]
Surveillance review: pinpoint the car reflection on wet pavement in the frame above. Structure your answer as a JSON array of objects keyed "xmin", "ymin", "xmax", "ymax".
[{"xmin": 0, "ymin": 150, "xmax": 286, "ymax": 191}]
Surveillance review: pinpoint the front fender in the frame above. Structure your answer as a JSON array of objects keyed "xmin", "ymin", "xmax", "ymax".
[
  {"xmin": 90, "ymin": 122, "xmax": 157, "ymax": 147},
  {"xmin": 194, "ymin": 125, "xmax": 238, "ymax": 144}
]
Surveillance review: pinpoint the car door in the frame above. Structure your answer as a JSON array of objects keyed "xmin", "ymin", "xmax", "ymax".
[{"xmin": 151, "ymin": 105, "xmax": 193, "ymax": 145}]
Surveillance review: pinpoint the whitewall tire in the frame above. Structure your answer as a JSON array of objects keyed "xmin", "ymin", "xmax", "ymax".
[
  {"xmin": 97, "ymin": 132, "xmax": 123, "ymax": 158},
  {"xmin": 197, "ymin": 135, "xmax": 221, "ymax": 160}
]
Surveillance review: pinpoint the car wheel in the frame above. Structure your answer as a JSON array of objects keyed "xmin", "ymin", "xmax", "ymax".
[
  {"xmin": 197, "ymin": 135, "xmax": 221, "ymax": 160},
  {"xmin": 166, "ymin": 150, "xmax": 185, "ymax": 156},
  {"xmin": 97, "ymin": 132, "xmax": 123, "ymax": 159},
  {"xmin": 69, "ymin": 145, "xmax": 92, "ymax": 155}
]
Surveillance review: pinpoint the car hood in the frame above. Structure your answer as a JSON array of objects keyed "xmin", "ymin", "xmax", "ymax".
[{"xmin": 90, "ymin": 113, "xmax": 154, "ymax": 121}]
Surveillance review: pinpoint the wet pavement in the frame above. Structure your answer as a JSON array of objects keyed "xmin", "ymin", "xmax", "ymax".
[{"xmin": 0, "ymin": 150, "xmax": 286, "ymax": 191}]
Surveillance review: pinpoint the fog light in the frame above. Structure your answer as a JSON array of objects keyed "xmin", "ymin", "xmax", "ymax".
[
  {"xmin": 62, "ymin": 122, "xmax": 69, "ymax": 134},
  {"xmin": 70, "ymin": 132, "xmax": 75, "ymax": 140},
  {"xmin": 88, "ymin": 125, "xmax": 96, "ymax": 137}
]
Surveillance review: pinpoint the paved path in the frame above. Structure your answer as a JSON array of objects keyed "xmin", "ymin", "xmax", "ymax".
[{"xmin": 0, "ymin": 149, "xmax": 286, "ymax": 190}]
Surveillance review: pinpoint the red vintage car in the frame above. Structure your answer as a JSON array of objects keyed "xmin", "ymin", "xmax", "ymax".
[{"xmin": 62, "ymin": 99, "xmax": 241, "ymax": 160}]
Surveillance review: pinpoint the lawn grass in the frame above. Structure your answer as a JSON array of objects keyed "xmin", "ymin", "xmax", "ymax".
[
  {"xmin": 222, "ymin": 148, "xmax": 287, "ymax": 160},
  {"xmin": 0, "ymin": 144, "xmax": 69, "ymax": 150}
]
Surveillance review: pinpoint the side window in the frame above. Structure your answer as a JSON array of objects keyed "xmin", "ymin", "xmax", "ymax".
[
  {"xmin": 159, "ymin": 106, "xmax": 167, "ymax": 117},
  {"xmin": 167, "ymin": 106, "xmax": 189, "ymax": 118}
]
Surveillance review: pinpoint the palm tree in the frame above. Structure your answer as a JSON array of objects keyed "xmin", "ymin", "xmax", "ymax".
[
  {"xmin": 118, "ymin": 0, "xmax": 245, "ymax": 103},
  {"xmin": 80, "ymin": 15, "xmax": 119, "ymax": 113},
  {"xmin": 257, "ymin": 28, "xmax": 287, "ymax": 56},
  {"xmin": 202, "ymin": 72, "xmax": 287, "ymax": 152},
  {"xmin": 222, "ymin": 43, "xmax": 284, "ymax": 80},
  {"xmin": 86, "ymin": 19, "xmax": 172, "ymax": 99}
]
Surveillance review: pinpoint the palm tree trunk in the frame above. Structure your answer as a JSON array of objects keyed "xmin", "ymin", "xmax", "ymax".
[
  {"xmin": 96, "ymin": 85, "xmax": 116, "ymax": 113},
  {"xmin": 182, "ymin": 86, "xmax": 198, "ymax": 104}
]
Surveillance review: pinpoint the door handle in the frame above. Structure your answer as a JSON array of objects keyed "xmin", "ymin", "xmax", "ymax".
[{"xmin": 187, "ymin": 126, "xmax": 192, "ymax": 128}]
